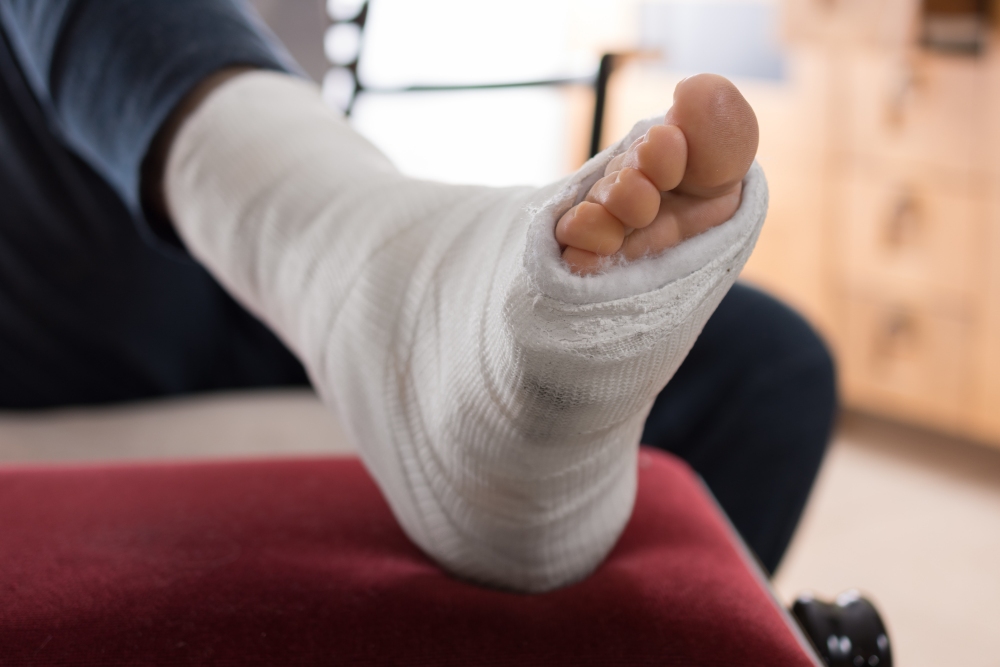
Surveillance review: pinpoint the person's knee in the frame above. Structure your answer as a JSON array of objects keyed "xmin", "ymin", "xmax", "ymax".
[
  {"xmin": 778, "ymin": 302, "xmax": 837, "ymax": 430},
  {"xmin": 720, "ymin": 284, "xmax": 838, "ymax": 460},
  {"xmin": 733, "ymin": 284, "xmax": 836, "ymax": 407}
]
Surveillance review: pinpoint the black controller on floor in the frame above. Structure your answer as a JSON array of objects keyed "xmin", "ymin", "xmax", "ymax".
[{"xmin": 790, "ymin": 591, "xmax": 893, "ymax": 667}]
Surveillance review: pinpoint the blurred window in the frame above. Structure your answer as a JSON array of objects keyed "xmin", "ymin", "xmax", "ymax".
[
  {"xmin": 325, "ymin": 0, "xmax": 603, "ymax": 186},
  {"xmin": 639, "ymin": 0, "xmax": 786, "ymax": 81}
]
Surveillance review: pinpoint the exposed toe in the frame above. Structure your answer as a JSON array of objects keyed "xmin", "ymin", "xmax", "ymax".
[
  {"xmin": 667, "ymin": 73, "xmax": 758, "ymax": 198},
  {"xmin": 555, "ymin": 202, "xmax": 626, "ymax": 256},
  {"xmin": 584, "ymin": 168, "xmax": 660, "ymax": 230}
]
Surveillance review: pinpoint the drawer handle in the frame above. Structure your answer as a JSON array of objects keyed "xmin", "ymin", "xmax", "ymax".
[
  {"xmin": 873, "ymin": 307, "xmax": 919, "ymax": 360},
  {"xmin": 883, "ymin": 188, "xmax": 921, "ymax": 249}
]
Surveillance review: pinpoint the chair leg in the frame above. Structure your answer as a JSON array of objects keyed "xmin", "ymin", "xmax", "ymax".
[{"xmin": 589, "ymin": 53, "xmax": 617, "ymax": 158}]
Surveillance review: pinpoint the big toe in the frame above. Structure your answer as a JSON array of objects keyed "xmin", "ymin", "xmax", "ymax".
[{"xmin": 668, "ymin": 73, "xmax": 758, "ymax": 198}]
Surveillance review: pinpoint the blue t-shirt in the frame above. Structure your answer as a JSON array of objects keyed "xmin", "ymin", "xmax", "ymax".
[{"xmin": 0, "ymin": 0, "xmax": 309, "ymax": 407}]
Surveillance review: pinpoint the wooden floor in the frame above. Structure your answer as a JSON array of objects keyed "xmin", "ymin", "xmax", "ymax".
[{"xmin": 2, "ymin": 391, "xmax": 998, "ymax": 664}]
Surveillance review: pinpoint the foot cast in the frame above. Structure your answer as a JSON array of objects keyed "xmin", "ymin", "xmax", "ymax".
[{"xmin": 163, "ymin": 70, "xmax": 765, "ymax": 592}]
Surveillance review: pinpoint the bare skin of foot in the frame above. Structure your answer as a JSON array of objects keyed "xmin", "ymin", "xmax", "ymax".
[{"xmin": 556, "ymin": 73, "xmax": 759, "ymax": 275}]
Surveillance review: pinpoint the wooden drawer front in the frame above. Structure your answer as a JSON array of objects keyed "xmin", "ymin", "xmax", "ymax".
[
  {"xmin": 783, "ymin": 0, "xmax": 916, "ymax": 48},
  {"xmin": 841, "ymin": 294, "xmax": 971, "ymax": 430},
  {"xmin": 844, "ymin": 53, "xmax": 985, "ymax": 177},
  {"xmin": 840, "ymin": 171, "xmax": 982, "ymax": 300}
]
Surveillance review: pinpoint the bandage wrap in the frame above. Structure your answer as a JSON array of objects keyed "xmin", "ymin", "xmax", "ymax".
[{"xmin": 166, "ymin": 72, "xmax": 768, "ymax": 591}]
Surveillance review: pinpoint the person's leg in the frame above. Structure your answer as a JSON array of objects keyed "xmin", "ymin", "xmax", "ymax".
[
  {"xmin": 3, "ymin": 1, "xmax": 772, "ymax": 592},
  {"xmin": 641, "ymin": 283, "xmax": 837, "ymax": 574},
  {"xmin": 162, "ymin": 70, "xmax": 767, "ymax": 591}
]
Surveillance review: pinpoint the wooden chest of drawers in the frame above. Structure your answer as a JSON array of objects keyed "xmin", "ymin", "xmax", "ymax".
[{"xmin": 765, "ymin": 0, "xmax": 1000, "ymax": 447}]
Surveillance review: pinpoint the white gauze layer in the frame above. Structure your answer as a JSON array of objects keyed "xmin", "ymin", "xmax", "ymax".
[{"xmin": 165, "ymin": 71, "xmax": 768, "ymax": 592}]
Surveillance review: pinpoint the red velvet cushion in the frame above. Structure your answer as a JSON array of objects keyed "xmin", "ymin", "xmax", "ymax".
[{"xmin": 0, "ymin": 448, "xmax": 817, "ymax": 666}]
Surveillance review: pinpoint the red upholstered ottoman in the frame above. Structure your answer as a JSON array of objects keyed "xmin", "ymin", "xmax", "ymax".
[{"xmin": 0, "ymin": 447, "xmax": 820, "ymax": 666}]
